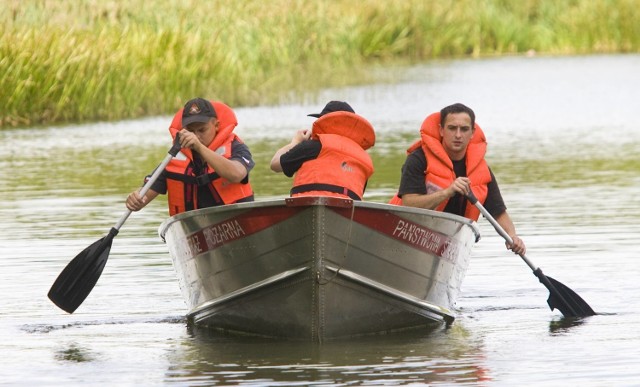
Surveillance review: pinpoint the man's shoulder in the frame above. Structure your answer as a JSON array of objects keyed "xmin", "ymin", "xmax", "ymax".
[
  {"xmin": 408, "ymin": 146, "xmax": 425, "ymax": 158},
  {"xmin": 231, "ymin": 136, "xmax": 248, "ymax": 146},
  {"xmin": 406, "ymin": 146, "xmax": 426, "ymax": 167},
  {"xmin": 287, "ymin": 139, "xmax": 322, "ymax": 156},
  {"xmin": 230, "ymin": 137, "xmax": 251, "ymax": 152},
  {"xmin": 230, "ymin": 138, "xmax": 254, "ymax": 166},
  {"xmin": 300, "ymin": 139, "xmax": 322, "ymax": 149}
]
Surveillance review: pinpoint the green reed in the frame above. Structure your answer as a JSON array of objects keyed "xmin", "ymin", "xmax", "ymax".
[{"xmin": 1, "ymin": 0, "xmax": 639, "ymax": 128}]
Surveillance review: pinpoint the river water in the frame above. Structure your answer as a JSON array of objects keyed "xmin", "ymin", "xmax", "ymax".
[{"xmin": 1, "ymin": 54, "xmax": 639, "ymax": 386}]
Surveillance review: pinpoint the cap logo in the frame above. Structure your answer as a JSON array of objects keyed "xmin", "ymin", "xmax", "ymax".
[{"xmin": 189, "ymin": 103, "xmax": 201, "ymax": 115}]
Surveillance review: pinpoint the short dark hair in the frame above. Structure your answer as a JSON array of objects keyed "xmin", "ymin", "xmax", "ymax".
[{"xmin": 440, "ymin": 103, "xmax": 475, "ymax": 129}]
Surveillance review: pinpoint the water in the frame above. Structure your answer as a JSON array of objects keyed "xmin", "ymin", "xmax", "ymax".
[{"xmin": 1, "ymin": 54, "xmax": 639, "ymax": 386}]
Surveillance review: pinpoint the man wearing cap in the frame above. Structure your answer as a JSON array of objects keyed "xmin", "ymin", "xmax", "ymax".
[
  {"xmin": 126, "ymin": 98, "xmax": 254, "ymax": 215},
  {"xmin": 270, "ymin": 101, "xmax": 375, "ymax": 200},
  {"xmin": 389, "ymin": 102, "xmax": 526, "ymax": 255}
]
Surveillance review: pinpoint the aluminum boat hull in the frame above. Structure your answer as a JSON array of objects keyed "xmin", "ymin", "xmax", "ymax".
[{"xmin": 159, "ymin": 197, "xmax": 480, "ymax": 341}]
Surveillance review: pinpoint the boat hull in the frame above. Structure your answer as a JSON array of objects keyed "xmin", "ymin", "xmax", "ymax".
[{"xmin": 159, "ymin": 197, "xmax": 480, "ymax": 341}]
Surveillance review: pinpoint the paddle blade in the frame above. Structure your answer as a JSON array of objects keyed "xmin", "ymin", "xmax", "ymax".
[
  {"xmin": 546, "ymin": 275, "xmax": 596, "ymax": 317},
  {"xmin": 48, "ymin": 228, "xmax": 118, "ymax": 313},
  {"xmin": 534, "ymin": 269, "xmax": 596, "ymax": 318}
]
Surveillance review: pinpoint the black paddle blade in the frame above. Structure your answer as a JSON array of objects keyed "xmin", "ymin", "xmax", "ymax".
[
  {"xmin": 48, "ymin": 228, "xmax": 118, "ymax": 313},
  {"xmin": 533, "ymin": 269, "xmax": 596, "ymax": 318},
  {"xmin": 546, "ymin": 276, "xmax": 596, "ymax": 317}
]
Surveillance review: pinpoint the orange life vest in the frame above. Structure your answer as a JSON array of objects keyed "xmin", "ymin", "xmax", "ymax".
[
  {"xmin": 389, "ymin": 112, "xmax": 491, "ymax": 221},
  {"xmin": 291, "ymin": 111, "xmax": 375, "ymax": 200},
  {"xmin": 311, "ymin": 110, "xmax": 376, "ymax": 150},
  {"xmin": 165, "ymin": 101, "xmax": 253, "ymax": 216}
]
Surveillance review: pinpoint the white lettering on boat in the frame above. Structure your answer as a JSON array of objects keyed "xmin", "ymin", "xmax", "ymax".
[
  {"xmin": 176, "ymin": 207, "xmax": 302, "ymax": 260},
  {"xmin": 332, "ymin": 207, "xmax": 463, "ymax": 262},
  {"xmin": 392, "ymin": 219, "xmax": 443, "ymax": 253},
  {"xmin": 202, "ymin": 219, "xmax": 246, "ymax": 249},
  {"xmin": 183, "ymin": 219, "xmax": 247, "ymax": 257},
  {"xmin": 186, "ymin": 234, "xmax": 203, "ymax": 255},
  {"xmin": 441, "ymin": 239, "xmax": 461, "ymax": 262}
]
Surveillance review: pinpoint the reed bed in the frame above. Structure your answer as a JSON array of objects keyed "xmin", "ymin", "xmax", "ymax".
[{"xmin": 1, "ymin": 0, "xmax": 639, "ymax": 128}]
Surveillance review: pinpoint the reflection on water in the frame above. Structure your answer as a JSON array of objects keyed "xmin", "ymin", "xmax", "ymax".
[
  {"xmin": 55, "ymin": 344, "xmax": 95, "ymax": 363},
  {"xmin": 548, "ymin": 317, "xmax": 589, "ymax": 335},
  {"xmin": 164, "ymin": 323, "xmax": 491, "ymax": 385},
  {"xmin": 1, "ymin": 54, "xmax": 640, "ymax": 385}
]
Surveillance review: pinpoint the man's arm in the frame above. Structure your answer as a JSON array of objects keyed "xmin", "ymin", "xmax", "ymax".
[
  {"xmin": 398, "ymin": 149, "xmax": 471, "ymax": 209},
  {"xmin": 180, "ymin": 130, "xmax": 248, "ymax": 183},
  {"xmin": 402, "ymin": 178, "xmax": 471, "ymax": 209},
  {"xmin": 195, "ymin": 148, "xmax": 247, "ymax": 183},
  {"xmin": 493, "ymin": 210, "xmax": 526, "ymax": 255},
  {"xmin": 270, "ymin": 129, "xmax": 312, "ymax": 172},
  {"xmin": 481, "ymin": 169, "xmax": 525, "ymax": 254},
  {"xmin": 126, "ymin": 189, "xmax": 160, "ymax": 212}
]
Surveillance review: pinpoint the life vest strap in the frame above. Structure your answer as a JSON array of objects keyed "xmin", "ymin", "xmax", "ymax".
[
  {"xmin": 165, "ymin": 171, "xmax": 220, "ymax": 186},
  {"xmin": 290, "ymin": 184, "xmax": 361, "ymax": 200}
]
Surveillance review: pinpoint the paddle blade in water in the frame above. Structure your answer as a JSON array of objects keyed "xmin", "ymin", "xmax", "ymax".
[
  {"xmin": 543, "ymin": 274, "xmax": 596, "ymax": 318},
  {"xmin": 48, "ymin": 228, "xmax": 118, "ymax": 313}
]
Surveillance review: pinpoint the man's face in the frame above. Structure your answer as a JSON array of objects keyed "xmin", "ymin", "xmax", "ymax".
[
  {"xmin": 439, "ymin": 112, "xmax": 474, "ymax": 160},
  {"xmin": 186, "ymin": 118, "xmax": 219, "ymax": 147}
]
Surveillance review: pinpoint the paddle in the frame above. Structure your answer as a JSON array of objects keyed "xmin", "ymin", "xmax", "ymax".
[
  {"xmin": 48, "ymin": 135, "xmax": 182, "ymax": 313},
  {"xmin": 466, "ymin": 191, "xmax": 596, "ymax": 318}
]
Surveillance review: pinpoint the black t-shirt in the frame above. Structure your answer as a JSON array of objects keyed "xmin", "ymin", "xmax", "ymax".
[
  {"xmin": 148, "ymin": 139, "xmax": 255, "ymax": 207},
  {"xmin": 397, "ymin": 147, "xmax": 506, "ymax": 217},
  {"xmin": 279, "ymin": 140, "xmax": 322, "ymax": 177}
]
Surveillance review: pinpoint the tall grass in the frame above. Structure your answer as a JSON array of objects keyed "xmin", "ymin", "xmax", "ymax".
[{"xmin": 1, "ymin": 0, "xmax": 639, "ymax": 128}]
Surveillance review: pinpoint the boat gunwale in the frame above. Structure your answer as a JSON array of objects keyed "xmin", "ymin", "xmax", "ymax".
[{"xmin": 158, "ymin": 197, "xmax": 481, "ymax": 243}]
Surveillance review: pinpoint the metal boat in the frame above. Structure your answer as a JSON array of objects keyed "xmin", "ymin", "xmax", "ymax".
[{"xmin": 159, "ymin": 196, "xmax": 481, "ymax": 341}]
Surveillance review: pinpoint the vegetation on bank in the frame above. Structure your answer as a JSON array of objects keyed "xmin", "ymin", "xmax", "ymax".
[{"xmin": 2, "ymin": 0, "xmax": 639, "ymax": 128}]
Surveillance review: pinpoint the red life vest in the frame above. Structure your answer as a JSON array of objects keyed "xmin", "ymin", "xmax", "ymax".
[
  {"xmin": 291, "ymin": 112, "xmax": 375, "ymax": 200},
  {"xmin": 165, "ymin": 101, "xmax": 253, "ymax": 216},
  {"xmin": 389, "ymin": 112, "xmax": 490, "ymax": 221}
]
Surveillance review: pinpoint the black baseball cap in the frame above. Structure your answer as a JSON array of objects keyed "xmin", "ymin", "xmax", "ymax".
[
  {"xmin": 307, "ymin": 100, "xmax": 355, "ymax": 118},
  {"xmin": 182, "ymin": 98, "xmax": 217, "ymax": 126}
]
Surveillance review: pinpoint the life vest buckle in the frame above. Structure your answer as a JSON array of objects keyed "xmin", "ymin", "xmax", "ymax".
[{"xmin": 195, "ymin": 174, "xmax": 212, "ymax": 186}]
